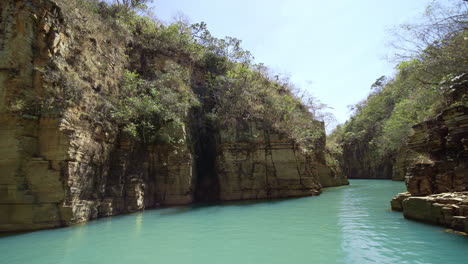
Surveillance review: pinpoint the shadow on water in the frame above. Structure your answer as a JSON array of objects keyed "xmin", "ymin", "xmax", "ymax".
[
  {"xmin": 156, "ymin": 196, "xmax": 311, "ymax": 216},
  {"xmin": 0, "ymin": 231, "xmax": 31, "ymax": 238},
  {"xmin": 157, "ymin": 183, "xmax": 355, "ymax": 216}
]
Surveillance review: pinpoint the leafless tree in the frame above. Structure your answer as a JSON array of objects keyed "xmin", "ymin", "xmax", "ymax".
[{"xmin": 388, "ymin": 0, "xmax": 467, "ymax": 62}]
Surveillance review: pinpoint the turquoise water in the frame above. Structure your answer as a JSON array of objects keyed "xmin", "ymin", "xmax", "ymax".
[{"xmin": 1, "ymin": 180, "xmax": 467, "ymax": 264}]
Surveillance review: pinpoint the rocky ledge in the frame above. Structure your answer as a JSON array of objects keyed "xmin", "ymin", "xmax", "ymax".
[
  {"xmin": 390, "ymin": 103, "xmax": 467, "ymax": 232},
  {"xmin": 391, "ymin": 192, "xmax": 468, "ymax": 233}
]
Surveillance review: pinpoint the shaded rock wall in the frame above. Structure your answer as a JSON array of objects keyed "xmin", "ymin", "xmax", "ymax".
[
  {"xmin": 341, "ymin": 139, "xmax": 393, "ymax": 179},
  {"xmin": 317, "ymin": 165, "xmax": 349, "ymax": 187},
  {"xmin": 391, "ymin": 146, "xmax": 416, "ymax": 181}
]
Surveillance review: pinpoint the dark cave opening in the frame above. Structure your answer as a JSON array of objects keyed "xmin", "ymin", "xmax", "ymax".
[{"xmin": 191, "ymin": 114, "xmax": 220, "ymax": 202}]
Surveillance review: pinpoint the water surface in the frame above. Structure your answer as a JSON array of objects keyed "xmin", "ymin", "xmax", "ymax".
[{"xmin": 1, "ymin": 180, "xmax": 467, "ymax": 264}]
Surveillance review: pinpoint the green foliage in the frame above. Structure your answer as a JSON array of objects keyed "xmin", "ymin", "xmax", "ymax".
[
  {"xmin": 325, "ymin": 125, "xmax": 345, "ymax": 170},
  {"xmin": 106, "ymin": 0, "xmax": 153, "ymax": 13},
  {"xmin": 8, "ymin": 67, "xmax": 84, "ymax": 119},
  {"xmin": 103, "ymin": 11, "xmax": 325, "ymax": 150},
  {"xmin": 206, "ymin": 63, "xmax": 323, "ymax": 151},
  {"xmin": 10, "ymin": 0, "xmax": 327, "ymax": 152},
  {"xmin": 112, "ymin": 65, "xmax": 198, "ymax": 144},
  {"xmin": 380, "ymin": 99, "xmax": 417, "ymax": 152},
  {"xmin": 191, "ymin": 22, "xmax": 253, "ymax": 64}
]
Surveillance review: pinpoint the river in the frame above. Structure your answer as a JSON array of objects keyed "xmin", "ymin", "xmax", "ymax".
[{"xmin": 0, "ymin": 180, "xmax": 466, "ymax": 264}]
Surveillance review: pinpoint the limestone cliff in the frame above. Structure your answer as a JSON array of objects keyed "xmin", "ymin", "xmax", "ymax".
[
  {"xmin": 215, "ymin": 122, "xmax": 321, "ymax": 201},
  {"xmin": 391, "ymin": 106, "xmax": 468, "ymax": 233},
  {"xmin": 405, "ymin": 106, "xmax": 468, "ymax": 196},
  {"xmin": 391, "ymin": 146, "xmax": 418, "ymax": 181},
  {"xmin": 0, "ymin": 0, "xmax": 345, "ymax": 232},
  {"xmin": 0, "ymin": 0, "xmax": 194, "ymax": 231}
]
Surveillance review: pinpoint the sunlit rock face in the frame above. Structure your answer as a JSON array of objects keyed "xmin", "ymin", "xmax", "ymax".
[
  {"xmin": 215, "ymin": 122, "xmax": 322, "ymax": 201},
  {"xmin": 391, "ymin": 103, "xmax": 468, "ymax": 232},
  {"xmin": 0, "ymin": 0, "xmax": 344, "ymax": 232},
  {"xmin": 405, "ymin": 106, "xmax": 468, "ymax": 196},
  {"xmin": 0, "ymin": 0, "xmax": 194, "ymax": 232},
  {"xmin": 392, "ymin": 192, "xmax": 468, "ymax": 233}
]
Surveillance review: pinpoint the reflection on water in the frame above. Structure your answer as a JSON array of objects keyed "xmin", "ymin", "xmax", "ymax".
[
  {"xmin": 135, "ymin": 213, "xmax": 143, "ymax": 234},
  {"xmin": 0, "ymin": 180, "xmax": 466, "ymax": 264}
]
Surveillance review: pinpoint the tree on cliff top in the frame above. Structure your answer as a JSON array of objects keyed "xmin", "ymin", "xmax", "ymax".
[
  {"xmin": 108, "ymin": 0, "xmax": 154, "ymax": 12},
  {"xmin": 390, "ymin": 0, "xmax": 467, "ymax": 61}
]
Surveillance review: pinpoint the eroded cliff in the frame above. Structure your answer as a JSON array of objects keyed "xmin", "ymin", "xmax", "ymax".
[
  {"xmin": 0, "ymin": 0, "xmax": 346, "ymax": 232},
  {"xmin": 391, "ymin": 106, "xmax": 468, "ymax": 233}
]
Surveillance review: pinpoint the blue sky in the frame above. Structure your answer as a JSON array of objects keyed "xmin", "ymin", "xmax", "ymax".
[{"xmin": 151, "ymin": 0, "xmax": 429, "ymax": 130}]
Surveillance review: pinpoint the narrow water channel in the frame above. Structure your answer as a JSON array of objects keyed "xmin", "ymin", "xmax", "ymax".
[{"xmin": 1, "ymin": 180, "xmax": 466, "ymax": 264}]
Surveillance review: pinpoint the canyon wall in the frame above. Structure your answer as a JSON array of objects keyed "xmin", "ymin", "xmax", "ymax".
[
  {"xmin": 405, "ymin": 106, "xmax": 468, "ymax": 196},
  {"xmin": 216, "ymin": 123, "xmax": 322, "ymax": 201},
  {"xmin": 391, "ymin": 105, "xmax": 468, "ymax": 233},
  {"xmin": 0, "ymin": 0, "xmax": 346, "ymax": 232},
  {"xmin": 0, "ymin": 0, "xmax": 194, "ymax": 231}
]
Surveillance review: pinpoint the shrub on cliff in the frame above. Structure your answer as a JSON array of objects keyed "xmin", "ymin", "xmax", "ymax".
[
  {"xmin": 207, "ymin": 63, "xmax": 323, "ymax": 150},
  {"xmin": 112, "ymin": 65, "xmax": 199, "ymax": 144},
  {"xmin": 8, "ymin": 0, "xmax": 327, "ymax": 151},
  {"xmin": 104, "ymin": 2, "xmax": 326, "ymax": 150}
]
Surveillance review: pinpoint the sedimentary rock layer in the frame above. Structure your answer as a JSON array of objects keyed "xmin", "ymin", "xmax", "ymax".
[
  {"xmin": 216, "ymin": 124, "xmax": 322, "ymax": 201},
  {"xmin": 405, "ymin": 106, "xmax": 468, "ymax": 196},
  {"xmin": 391, "ymin": 103, "xmax": 468, "ymax": 232},
  {"xmin": 391, "ymin": 192, "xmax": 468, "ymax": 233}
]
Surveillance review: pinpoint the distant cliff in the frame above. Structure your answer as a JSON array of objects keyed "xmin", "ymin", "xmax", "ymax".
[
  {"xmin": 0, "ymin": 0, "xmax": 347, "ymax": 232},
  {"xmin": 330, "ymin": 64, "xmax": 466, "ymax": 180}
]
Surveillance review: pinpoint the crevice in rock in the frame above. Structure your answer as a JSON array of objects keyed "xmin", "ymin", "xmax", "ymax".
[
  {"xmin": 189, "ymin": 73, "xmax": 221, "ymax": 202},
  {"xmin": 189, "ymin": 103, "xmax": 220, "ymax": 202}
]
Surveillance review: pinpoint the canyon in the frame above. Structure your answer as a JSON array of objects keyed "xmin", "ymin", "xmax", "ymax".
[{"xmin": 0, "ymin": 0, "xmax": 466, "ymax": 237}]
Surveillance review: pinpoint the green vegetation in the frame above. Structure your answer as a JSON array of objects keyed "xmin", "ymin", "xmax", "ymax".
[
  {"xmin": 8, "ymin": 0, "xmax": 325, "ymax": 150},
  {"xmin": 101, "ymin": 0, "xmax": 325, "ymax": 148},
  {"xmin": 329, "ymin": 1, "xmax": 467, "ymax": 178},
  {"xmin": 112, "ymin": 66, "xmax": 198, "ymax": 144},
  {"xmin": 9, "ymin": 67, "xmax": 85, "ymax": 119}
]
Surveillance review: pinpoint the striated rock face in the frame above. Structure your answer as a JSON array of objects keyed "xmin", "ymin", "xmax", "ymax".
[
  {"xmin": 392, "ymin": 192, "xmax": 468, "ymax": 233},
  {"xmin": 391, "ymin": 147, "xmax": 418, "ymax": 181},
  {"xmin": 316, "ymin": 163, "xmax": 349, "ymax": 188},
  {"xmin": 405, "ymin": 106, "xmax": 468, "ymax": 196},
  {"xmin": 0, "ymin": 0, "xmax": 193, "ymax": 231},
  {"xmin": 390, "ymin": 192, "xmax": 411, "ymax": 211},
  {"xmin": 391, "ymin": 104, "xmax": 468, "ymax": 232},
  {"xmin": 216, "ymin": 122, "xmax": 322, "ymax": 201},
  {"xmin": 0, "ymin": 0, "xmax": 345, "ymax": 232}
]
